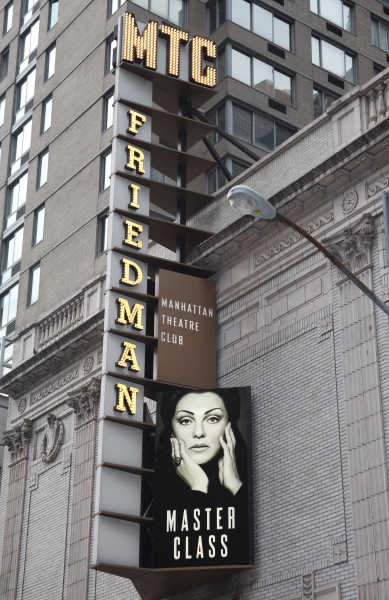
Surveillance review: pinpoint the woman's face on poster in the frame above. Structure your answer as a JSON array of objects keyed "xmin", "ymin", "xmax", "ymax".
[{"xmin": 171, "ymin": 392, "xmax": 228, "ymax": 465}]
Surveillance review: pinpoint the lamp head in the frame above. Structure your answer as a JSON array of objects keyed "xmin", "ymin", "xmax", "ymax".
[{"xmin": 227, "ymin": 185, "xmax": 277, "ymax": 220}]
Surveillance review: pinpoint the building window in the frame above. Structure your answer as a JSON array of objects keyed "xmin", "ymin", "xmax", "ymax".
[
  {"xmin": 19, "ymin": 20, "xmax": 39, "ymax": 74},
  {"xmin": 150, "ymin": 167, "xmax": 176, "ymax": 186},
  {"xmin": 310, "ymin": 0, "xmax": 352, "ymax": 32},
  {"xmin": 121, "ymin": 0, "xmax": 186, "ymax": 28},
  {"xmin": 109, "ymin": 0, "xmax": 125, "ymax": 16},
  {"xmin": 232, "ymin": 104, "xmax": 294, "ymax": 151},
  {"xmin": 372, "ymin": 19, "xmax": 389, "ymax": 53},
  {"xmin": 97, "ymin": 211, "xmax": 109, "ymax": 255},
  {"xmin": 1, "ymin": 227, "xmax": 23, "ymax": 285},
  {"xmin": 101, "ymin": 150, "xmax": 111, "ymax": 191},
  {"xmin": 10, "ymin": 120, "xmax": 32, "ymax": 176},
  {"xmin": 208, "ymin": 0, "xmax": 226, "ymax": 33},
  {"xmin": 15, "ymin": 68, "xmax": 36, "ymax": 124},
  {"xmin": 208, "ymin": 104, "xmax": 225, "ymax": 144},
  {"xmin": 37, "ymin": 149, "xmax": 49, "ymax": 188},
  {"xmin": 312, "ymin": 37, "xmax": 355, "ymax": 83},
  {"xmin": 45, "ymin": 44, "xmax": 56, "ymax": 80},
  {"xmin": 6, "ymin": 173, "xmax": 28, "ymax": 230},
  {"xmin": 313, "ymin": 87, "xmax": 339, "ymax": 119},
  {"xmin": 0, "ymin": 95, "xmax": 5, "ymax": 126},
  {"xmin": 28, "ymin": 263, "xmax": 40, "ymax": 306},
  {"xmin": 231, "ymin": 48, "xmax": 293, "ymax": 105},
  {"xmin": 41, "ymin": 95, "xmax": 52, "ymax": 132},
  {"xmin": 207, "ymin": 165, "xmax": 226, "ymax": 194},
  {"xmin": 0, "ymin": 284, "xmax": 18, "ymax": 335},
  {"xmin": 106, "ymin": 37, "xmax": 117, "ymax": 73},
  {"xmin": 49, "ymin": 0, "xmax": 59, "ymax": 29},
  {"xmin": 33, "ymin": 204, "xmax": 45, "ymax": 245},
  {"xmin": 22, "ymin": 0, "xmax": 40, "ymax": 26},
  {"xmin": 4, "ymin": 2, "xmax": 13, "ymax": 34},
  {"xmin": 373, "ymin": 64, "xmax": 385, "ymax": 77},
  {"xmin": 217, "ymin": 48, "xmax": 225, "ymax": 83},
  {"xmin": 231, "ymin": 0, "xmax": 291, "ymax": 51},
  {"xmin": 103, "ymin": 91, "xmax": 114, "ymax": 130},
  {"xmin": 0, "ymin": 47, "xmax": 9, "ymax": 80}
]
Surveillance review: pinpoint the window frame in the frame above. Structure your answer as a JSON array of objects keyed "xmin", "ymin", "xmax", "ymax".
[
  {"xmin": 1, "ymin": 226, "xmax": 24, "ymax": 284},
  {"xmin": 22, "ymin": 0, "xmax": 40, "ymax": 26},
  {"xmin": 45, "ymin": 44, "xmax": 56, "ymax": 80},
  {"xmin": 4, "ymin": 2, "xmax": 13, "ymax": 35},
  {"xmin": 48, "ymin": 0, "xmax": 59, "ymax": 29},
  {"xmin": 0, "ymin": 95, "xmax": 5, "ymax": 127},
  {"xmin": 5, "ymin": 172, "xmax": 28, "ymax": 231},
  {"xmin": 0, "ymin": 283, "xmax": 19, "ymax": 335},
  {"xmin": 0, "ymin": 47, "xmax": 9, "ymax": 80},
  {"xmin": 37, "ymin": 148, "xmax": 49, "ymax": 188},
  {"xmin": 371, "ymin": 17, "xmax": 389, "ymax": 53},
  {"xmin": 232, "ymin": 102, "xmax": 295, "ymax": 151},
  {"xmin": 14, "ymin": 68, "xmax": 36, "ymax": 124},
  {"xmin": 313, "ymin": 86, "xmax": 340, "ymax": 119},
  {"xmin": 208, "ymin": 103, "xmax": 226, "ymax": 144},
  {"xmin": 310, "ymin": 0, "xmax": 353, "ymax": 32},
  {"xmin": 10, "ymin": 120, "xmax": 32, "ymax": 175},
  {"xmin": 113, "ymin": 0, "xmax": 186, "ymax": 27},
  {"xmin": 41, "ymin": 95, "xmax": 53, "ymax": 133},
  {"xmin": 208, "ymin": 0, "xmax": 226, "ymax": 34},
  {"xmin": 101, "ymin": 149, "xmax": 112, "ymax": 191},
  {"xmin": 311, "ymin": 36, "xmax": 355, "ymax": 84},
  {"xmin": 103, "ymin": 90, "xmax": 114, "ymax": 130},
  {"xmin": 27, "ymin": 262, "xmax": 40, "ymax": 306},
  {"xmin": 106, "ymin": 36, "xmax": 117, "ymax": 73},
  {"xmin": 230, "ymin": 47, "xmax": 294, "ymax": 106},
  {"xmin": 97, "ymin": 210, "xmax": 109, "ymax": 256},
  {"xmin": 19, "ymin": 19, "xmax": 39, "ymax": 74},
  {"xmin": 33, "ymin": 204, "xmax": 45, "ymax": 246}
]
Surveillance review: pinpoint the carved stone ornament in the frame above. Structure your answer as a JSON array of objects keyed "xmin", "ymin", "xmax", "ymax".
[
  {"xmin": 367, "ymin": 177, "xmax": 389, "ymax": 197},
  {"xmin": 324, "ymin": 214, "xmax": 375, "ymax": 274},
  {"xmin": 67, "ymin": 377, "xmax": 101, "ymax": 428},
  {"xmin": 302, "ymin": 573, "xmax": 314, "ymax": 600},
  {"xmin": 333, "ymin": 541, "xmax": 347, "ymax": 564},
  {"xmin": 40, "ymin": 414, "xmax": 64, "ymax": 463},
  {"xmin": 18, "ymin": 397, "xmax": 27, "ymax": 414},
  {"xmin": 341, "ymin": 191, "xmax": 358, "ymax": 214},
  {"xmin": 83, "ymin": 355, "xmax": 94, "ymax": 374},
  {"xmin": 318, "ymin": 315, "xmax": 333, "ymax": 338},
  {"xmin": 3, "ymin": 419, "xmax": 33, "ymax": 462},
  {"xmin": 357, "ymin": 154, "xmax": 374, "ymax": 170}
]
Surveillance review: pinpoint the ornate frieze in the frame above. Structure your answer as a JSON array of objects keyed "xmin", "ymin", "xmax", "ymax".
[
  {"xmin": 67, "ymin": 377, "xmax": 101, "ymax": 428},
  {"xmin": 3, "ymin": 419, "xmax": 33, "ymax": 463},
  {"xmin": 40, "ymin": 414, "xmax": 64, "ymax": 463},
  {"xmin": 325, "ymin": 214, "xmax": 374, "ymax": 274},
  {"xmin": 367, "ymin": 176, "xmax": 389, "ymax": 196},
  {"xmin": 31, "ymin": 367, "xmax": 79, "ymax": 405}
]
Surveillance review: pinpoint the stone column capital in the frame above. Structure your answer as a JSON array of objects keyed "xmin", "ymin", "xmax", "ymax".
[
  {"xmin": 323, "ymin": 213, "xmax": 375, "ymax": 274},
  {"xmin": 3, "ymin": 418, "xmax": 33, "ymax": 464},
  {"xmin": 67, "ymin": 377, "xmax": 101, "ymax": 429}
]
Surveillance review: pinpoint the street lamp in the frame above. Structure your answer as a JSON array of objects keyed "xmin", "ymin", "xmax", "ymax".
[{"xmin": 228, "ymin": 185, "xmax": 389, "ymax": 318}]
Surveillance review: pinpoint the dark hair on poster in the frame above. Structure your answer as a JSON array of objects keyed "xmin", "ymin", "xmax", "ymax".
[{"xmin": 152, "ymin": 387, "xmax": 253, "ymax": 569}]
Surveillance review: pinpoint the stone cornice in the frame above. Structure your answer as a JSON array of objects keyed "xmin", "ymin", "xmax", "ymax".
[{"xmin": 0, "ymin": 311, "xmax": 104, "ymax": 398}]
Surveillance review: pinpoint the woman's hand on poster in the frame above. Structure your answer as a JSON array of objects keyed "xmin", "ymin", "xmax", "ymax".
[
  {"xmin": 218, "ymin": 422, "xmax": 242, "ymax": 496},
  {"xmin": 170, "ymin": 437, "xmax": 209, "ymax": 494}
]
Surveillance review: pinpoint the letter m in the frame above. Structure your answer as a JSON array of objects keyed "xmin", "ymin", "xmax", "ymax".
[
  {"xmin": 166, "ymin": 510, "xmax": 176, "ymax": 532},
  {"xmin": 123, "ymin": 13, "xmax": 158, "ymax": 70}
]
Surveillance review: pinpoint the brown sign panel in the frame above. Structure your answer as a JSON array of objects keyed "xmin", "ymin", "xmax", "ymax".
[{"xmin": 156, "ymin": 269, "xmax": 216, "ymax": 388}]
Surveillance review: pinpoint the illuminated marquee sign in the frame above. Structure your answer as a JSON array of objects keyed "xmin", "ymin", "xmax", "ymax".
[{"xmin": 92, "ymin": 13, "xmax": 252, "ymax": 600}]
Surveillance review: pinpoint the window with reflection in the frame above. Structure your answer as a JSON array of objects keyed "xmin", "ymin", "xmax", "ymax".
[
  {"xmin": 0, "ymin": 48, "xmax": 9, "ymax": 80},
  {"xmin": 312, "ymin": 37, "xmax": 355, "ymax": 83},
  {"xmin": 42, "ymin": 96, "xmax": 52, "ymax": 132},
  {"xmin": 106, "ymin": 37, "xmax": 117, "ymax": 73},
  {"xmin": 49, "ymin": 0, "xmax": 59, "ymax": 29},
  {"xmin": 19, "ymin": 20, "xmax": 39, "ymax": 74},
  {"xmin": 231, "ymin": 48, "xmax": 293, "ymax": 105},
  {"xmin": 22, "ymin": 0, "xmax": 40, "ymax": 26},
  {"xmin": 313, "ymin": 87, "xmax": 339, "ymax": 119},
  {"xmin": 372, "ymin": 19, "xmax": 389, "ymax": 53},
  {"xmin": 0, "ymin": 96, "xmax": 5, "ymax": 127},
  {"xmin": 4, "ymin": 2, "xmax": 13, "ymax": 34},
  {"xmin": 150, "ymin": 167, "xmax": 177, "ymax": 186},
  {"xmin": 208, "ymin": 104, "xmax": 226, "ymax": 144},
  {"xmin": 101, "ymin": 150, "xmax": 112, "ymax": 191},
  {"xmin": 103, "ymin": 91, "xmax": 114, "ymax": 130},
  {"xmin": 15, "ymin": 69, "xmax": 36, "ymax": 124},
  {"xmin": 10, "ymin": 120, "xmax": 32, "ymax": 175},
  {"xmin": 233, "ymin": 103, "xmax": 295, "ymax": 151},
  {"xmin": 6, "ymin": 173, "xmax": 28, "ymax": 230},
  {"xmin": 45, "ymin": 44, "xmax": 56, "ymax": 80},
  {"xmin": 208, "ymin": 0, "xmax": 226, "ymax": 33},
  {"xmin": 33, "ymin": 205, "xmax": 45, "ymax": 245},
  {"xmin": 310, "ymin": 0, "xmax": 352, "ymax": 33},
  {"xmin": 1, "ymin": 228, "xmax": 23, "ymax": 285},
  {"xmin": 0, "ymin": 284, "xmax": 18, "ymax": 336},
  {"xmin": 37, "ymin": 149, "xmax": 49, "ymax": 188},
  {"xmin": 28, "ymin": 263, "xmax": 40, "ymax": 305},
  {"xmin": 231, "ymin": 0, "xmax": 291, "ymax": 51},
  {"xmin": 112, "ymin": 0, "xmax": 186, "ymax": 27}
]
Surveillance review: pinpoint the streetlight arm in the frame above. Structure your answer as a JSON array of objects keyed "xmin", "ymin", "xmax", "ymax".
[{"xmin": 276, "ymin": 211, "xmax": 389, "ymax": 318}]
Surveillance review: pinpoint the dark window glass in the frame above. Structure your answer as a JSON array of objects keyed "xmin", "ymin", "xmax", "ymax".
[
  {"xmin": 97, "ymin": 211, "xmax": 109, "ymax": 255},
  {"xmin": 231, "ymin": 161, "xmax": 247, "ymax": 178},
  {"xmin": 313, "ymin": 87, "xmax": 339, "ymax": 119},
  {"xmin": 208, "ymin": 0, "xmax": 225, "ymax": 33},
  {"xmin": 0, "ymin": 48, "xmax": 9, "ymax": 80},
  {"xmin": 233, "ymin": 105, "xmax": 252, "ymax": 143},
  {"xmin": 254, "ymin": 114, "xmax": 274, "ymax": 151}
]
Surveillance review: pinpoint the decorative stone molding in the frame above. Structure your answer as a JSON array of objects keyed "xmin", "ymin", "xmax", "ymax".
[
  {"xmin": 246, "ymin": 227, "xmax": 261, "ymax": 241},
  {"xmin": 333, "ymin": 169, "xmax": 349, "ymax": 184},
  {"xmin": 324, "ymin": 214, "xmax": 374, "ymax": 274},
  {"xmin": 31, "ymin": 367, "xmax": 79, "ymax": 404},
  {"xmin": 205, "ymin": 253, "xmax": 221, "ymax": 266},
  {"xmin": 333, "ymin": 541, "xmax": 347, "ymax": 564},
  {"xmin": 255, "ymin": 212, "xmax": 333, "ymax": 267},
  {"xmin": 40, "ymin": 414, "xmax": 64, "ymax": 463},
  {"xmin": 287, "ymin": 200, "xmax": 304, "ymax": 214},
  {"xmin": 317, "ymin": 315, "xmax": 333, "ymax": 339},
  {"xmin": 67, "ymin": 377, "xmax": 101, "ymax": 428},
  {"xmin": 341, "ymin": 191, "xmax": 358, "ymax": 214},
  {"xmin": 18, "ymin": 397, "xmax": 27, "ymax": 414},
  {"xmin": 83, "ymin": 355, "xmax": 94, "ymax": 374},
  {"xmin": 357, "ymin": 153, "xmax": 374, "ymax": 169},
  {"xmin": 225, "ymin": 241, "xmax": 240, "ymax": 254},
  {"xmin": 3, "ymin": 419, "xmax": 33, "ymax": 463},
  {"xmin": 38, "ymin": 293, "xmax": 84, "ymax": 351},
  {"xmin": 310, "ymin": 185, "xmax": 326, "ymax": 200},
  {"xmin": 367, "ymin": 177, "xmax": 389, "ymax": 196},
  {"xmin": 302, "ymin": 573, "xmax": 314, "ymax": 600}
]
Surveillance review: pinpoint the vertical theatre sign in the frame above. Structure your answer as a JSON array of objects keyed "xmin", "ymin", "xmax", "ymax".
[{"xmin": 92, "ymin": 12, "xmax": 254, "ymax": 600}]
